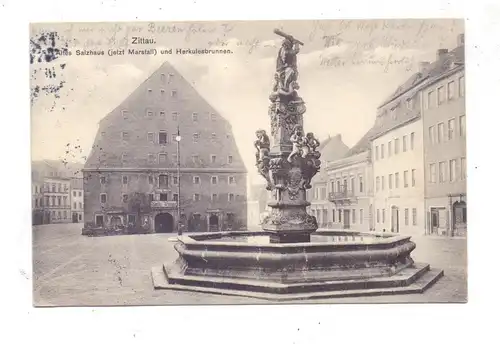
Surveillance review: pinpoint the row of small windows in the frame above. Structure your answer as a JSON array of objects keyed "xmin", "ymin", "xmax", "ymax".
[
  {"xmin": 376, "ymin": 208, "xmax": 418, "ymax": 226},
  {"xmin": 375, "ymin": 132, "xmax": 415, "ymax": 160},
  {"xmin": 329, "ymin": 176, "xmax": 364, "ymax": 194},
  {"xmin": 38, "ymin": 182, "xmax": 69, "ymax": 193},
  {"xmin": 99, "ymin": 192, "xmax": 238, "ymax": 204},
  {"xmin": 121, "ymin": 152, "xmax": 233, "ymax": 165},
  {"xmin": 41, "ymin": 195, "xmax": 69, "ymax": 207},
  {"xmin": 429, "ymin": 157, "xmax": 466, "ymax": 184},
  {"xmin": 424, "ymin": 76, "xmax": 465, "ymax": 110},
  {"xmin": 119, "ymin": 131, "xmax": 224, "ymax": 143},
  {"xmin": 428, "ymin": 115, "xmax": 466, "ymax": 145},
  {"xmin": 49, "ymin": 210, "xmax": 70, "ymax": 220},
  {"xmin": 100, "ymin": 174, "xmax": 237, "ymax": 186},
  {"xmin": 310, "ymin": 208, "xmax": 365, "ymax": 225},
  {"xmin": 122, "ymin": 109, "xmax": 218, "ymax": 122},
  {"xmin": 376, "ymin": 169, "xmax": 417, "ymax": 191},
  {"xmin": 72, "ymin": 190, "xmax": 82, "ymax": 197}
]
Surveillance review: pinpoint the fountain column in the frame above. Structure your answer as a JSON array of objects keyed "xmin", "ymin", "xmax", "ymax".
[{"xmin": 254, "ymin": 29, "xmax": 322, "ymax": 244}]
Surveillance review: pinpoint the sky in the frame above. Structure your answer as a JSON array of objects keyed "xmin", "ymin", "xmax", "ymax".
[{"xmin": 30, "ymin": 19, "xmax": 464, "ymax": 183}]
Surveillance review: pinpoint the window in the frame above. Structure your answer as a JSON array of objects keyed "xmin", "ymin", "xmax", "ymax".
[
  {"xmin": 437, "ymin": 86, "xmax": 445, "ymax": 105},
  {"xmin": 380, "ymin": 144, "xmax": 385, "ymax": 159},
  {"xmin": 159, "ymin": 174, "xmax": 168, "ymax": 188},
  {"xmin": 159, "ymin": 110, "xmax": 165, "ymax": 116},
  {"xmin": 338, "ymin": 210, "xmax": 342, "ymax": 222},
  {"xmin": 122, "ymin": 175, "xmax": 128, "ymax": 185},
  {"xmin": 459, "ymin": 115, "xmax": 466, "ymax": 137},
  {"xmin": 147, "ymin": 88, "xmax": 153, "ymax": 96},
  {"xmin": 100, "ymin": 193, "xmax": 107, "ymax": 203},
  {"xmin": 101, "ymin": 131, "xmax": 106, "ymax": 137},
  {"xmin": 211, "ymin": 193, "xmax": 218, "ymax": 201},
  {"xmin": 429, "ymin": 164, "xmax": 437, "ymax": 183},
  {"xmin": 211, "ymin": 133, "xmax": 217, "ymax": 141},
  {"xmin": 122, "ymin": 194, "xmax": 128, "ymax": 203},
  {"xmin": 158, "ymin": 153, "xmax": 167, "ymax": 164},
  {"xmin": 359, "ymin": 176, "xmax": 364, "ymax": 193},
  {"xmin": 228, "ymin": 155, "xmax": 233, "ymax": 164},
  {"xmin": 375, "ymin": 145, "xmax": 379, "ymax": 160},
  {"xmin": 394, "ymin": 138, "xmax": 400, "ymax": 154},
  {"xmin": 171, "ymin": 89, "xmax": 177, "ymax": 97},
  {"xmin": 388, "ymin": 141, "xmax": 392, "ymax": 156},
  {"xmin": 96, "ymin": 215, "xmax": 104, "ymax": 226},
  {"xmin": 173, "ymin": 176, "xmax": 178, "ymax": 185},
  {"xmin": 168, "ymin": 73, "xmax": 174, "ymax": 83},
  {"xmin": 228, "ymin": 193, "xmax": 235, "ymax": 202},
  {"xmin": 410, "ymin": 132, "xmax": 415, "ymax": 150},
  {"xmin": 459, "ymin": 76, "xmax": 465, "ymax": 97},
  {"xmin": 193, "ymin": 176, "xmax": 200, "ymax": 184},
  {"xmin": 412, "ymin": 208, "xmax": 417, "ymax": 225},
  {"xmin": 57, "ymin": 196, "xmax": 61, "ymax": 206},
  {"xmin": 382, "ymin": 209, "xmax": 386, "ymax": 223},
  {"xmin": 193, "ymin": 133, "xmax": 199, "ymax": 143},
  {"xmin": 210, "ymin": 154, "xmax": 217, "ymax": 164},
  {"xmin": 461, "ymin": 157, "xmax": 467, "ymax": 180},
  {"xmin": 211, "ymin": 113, "xmax": 217, "ymax": 121},
  {"xmin": 173, "ymin": 194, "xmax": 178, "ymax": 202},
  {"xmin": 122, "ymin": 131, "xmax": 130, "ymax": 141},
  {"xmin": 352, "ymin": 209, "xmax": 356, "ymax": 224},
  {"xmin": 161, "ymin": 73, "xmax": 166, "ymax": 82},
  {"xmin": 402, "ymin": 135, "xmax": 407, "ymax": 152},
  {"xmin": 211, "ymin": 176, "xmax": 218, "ymax": 185},
  {"xmin": 406, "ymin": 98, "xmax": 413, "ymax": 109},
  {"xmin": 192, "ymin": 112, "xmax": 198, "ymax": 121},
  {"xmin": 122, "ymin": 153, "xmax": 129, "ymax": 163},
  {"xmin": 389, "ymin": 174, "xmax": 393, "ymax": 189},
  {"xmin": 172, "ymin": 112, "xmax": 178, "ymax": 121},
  {"xmin": 148, "ymin": 132, "xmax": 155, "ymax": 142},
  {"xmin": 192, "ymin": 155, "xmax": 199, "ymax": 163},
  {"xmin": 148, "ymin": 193, "xmax": 154, "ymax": 203},
  {"xmin": 159, "ymin": 193, "xmax": 168, "ymax": 201},
  {"xmin": 395, "ymin": 172, "xmax": 400, "ymax": 188},
  {"xmin": 449, "ymin": 159, "xmax": 457, "ymax": 182},
  {"xmin": 376, "ymin": 176, "xmax": 380, "ymax": 191},
  {"xmin": 411, "ymin": 169, "xmax": 416, "ymax": 187},
  {"xmin": 332, "ymin": 210, "xmax": 336, "ymax": 223},
  {"xmin": 427, "ymin": 90, "xmax": 435, "ymax": 109},
  {"xmin": 448, "ymin": 118, "xmax": 455, "ymax": 140},
  {"xmin": 439, "ymin": 161, "xmax": 447, "ymax": 183},
  {"xmin": 376, "ymin": 209, "xmax": 380, "ymax": 223},
  {"xmin": 73, "ymin": 202, "xmax": 76, "ymax": 209},
  {"xmin": 79, "ymin": 202, "xmax": 82, "ymax": 209},
  {"xmin": 448, "ymin": 81, "xmax": 455, "ymax": 100},
  {"xmin": 381, "ymin": 176, "xmax": 385, "ymax": 190},
  {"xmin": 122, "ymin": 110, "xmax": 128, "ymax": 119},
  {"xmin": 360, "ymin": 209, "xmax": 364, "ymax": 224},
  {"xmin": 159, "ymin": 131, "xmax": 167, "ymax": 144},
  {"xmin": 100, "ymin": 176, "xmax": 106, "ymax": 184},
  {"xmin": 350, "ymin": 177, "xmax": 355, "ymax": 193},
  {"xmin": 128, "ymin": 214, "xmax": 136, "ymax": 224},
  {"xmin": 148, "ymin": 154, "xmax": 155, "ymax": 164},
  {"xmin": 437, "ymin": 123, "xmax": 444, "ymax": 143},
  {"xmin": 428, "ymin": 126, "xmax": 435, "ymax": 144},
  {"xmin": 404, "ymin": 208, "xmax": 409, "ymax": 226},
  {"xmin": 228, "ymin": 176, "xmax": 236, "ymax": 185}
]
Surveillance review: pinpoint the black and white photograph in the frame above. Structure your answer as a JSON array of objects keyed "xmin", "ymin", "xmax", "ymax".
[{"xmin": 30, "ymin": 19, "xmax": 467, "ymax": 306}]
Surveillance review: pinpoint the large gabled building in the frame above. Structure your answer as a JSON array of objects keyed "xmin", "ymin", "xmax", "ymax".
[{"xmin": 83, "ymin": 61, "xmax": 247, "ymax": 233}]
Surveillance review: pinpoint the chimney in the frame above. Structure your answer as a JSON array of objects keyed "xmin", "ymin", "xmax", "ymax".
[
  {"xmin": 418, "ymin": 61, "xmax": 430, "ymax": 73},
  {"xmin": 457, "ymin": 33, "xmax": 465, "ymax": 47},
  {"xmin": 436, "ymin": 48, "xmax": 448, "ymax": 60}
]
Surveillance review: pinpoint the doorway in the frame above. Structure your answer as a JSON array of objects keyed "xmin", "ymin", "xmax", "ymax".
[
  {"xmin": 155, "ymin": 213, "xmax": 174, "ymax": 233},
  {"xmin": 391, "ymin": 206, "xmax": 399, "ymax": 233},
  {"xmin": 209, "ymin": 213, "xmax": 219, "ymax": 232},
  {"xmin": 343, "ymin": 209, "xmax": 350, "ymax": 229},
  {"xmin": 110, "ymin": 216, "xmax": 122, "ymax": 227},
  {"xmin": 72, "ymin": 213, "xmax": 78, "ymax": 223}
]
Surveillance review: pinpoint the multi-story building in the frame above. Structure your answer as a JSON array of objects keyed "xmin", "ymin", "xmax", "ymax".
[
  {"xmin": 83, "ymin": 61, "xmax": 247, "ymax": 233},
  {"xmin": 421, "ymin": 34, "xmax": 466, "ymax": 236},
  {"xmin": 70, "ymin": 177, "xmax": 84, "ymax": 223},
  {"xmin": 32, "ymin": 177, "xmax": 45, "ymax": 225},
  {"xmin": 307, "ymin": 134, "xmax": 349, "ymax": 228},
  {"xmin": 326, "ymin": 135, "xmax": 374, "ymax": 231},
  {"xmin": 42, "ymin": 176, "xmax": 72, "ymax": 223}
]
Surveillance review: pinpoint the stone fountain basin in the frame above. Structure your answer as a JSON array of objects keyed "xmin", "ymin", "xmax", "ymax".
[{"xmin": 152, "ymin": 230, "xmax": 444, "ymax": 300}]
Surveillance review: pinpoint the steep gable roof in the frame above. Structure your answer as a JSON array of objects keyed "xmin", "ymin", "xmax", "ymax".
[{"xmin": 313, "ymin": 134, "xmax": 350, "ymax": 183}]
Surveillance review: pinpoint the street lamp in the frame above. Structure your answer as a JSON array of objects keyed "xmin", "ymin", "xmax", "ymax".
[{"xmin": 175, "ymin": 126, "xmax": 182, "ymax": 236}]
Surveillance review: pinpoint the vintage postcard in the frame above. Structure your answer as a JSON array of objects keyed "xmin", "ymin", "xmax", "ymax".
[{"xmin": 30, "ymin": 19, "xmax": 466, "ymax": 306}]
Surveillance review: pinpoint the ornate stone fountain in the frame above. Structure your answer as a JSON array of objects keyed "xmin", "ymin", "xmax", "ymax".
[{"xmin": 151, "ymin": 30, "xmax": 443, "ymax": 301}]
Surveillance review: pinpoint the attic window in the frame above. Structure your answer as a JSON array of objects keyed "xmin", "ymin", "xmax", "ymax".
[
  {"xmin": 406, "ymin": 98, "xmax": 413, "ymax": 109},
  {"xmin": 160, "ymin": 73, "xmax": 166, "ymax": 82},
  {"xmin": 147, "ymin": 89, "xmax": 153, "ymax": 95},
  {"xmin": 122, "ymin": 110, "xmax": 129, "ymax": 119},
  {"xmin": 171, "ymin": 90, "xmax": 177, "ymax": 98}
]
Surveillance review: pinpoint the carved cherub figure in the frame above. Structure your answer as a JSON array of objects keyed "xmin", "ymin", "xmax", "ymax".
[
  {"xmin": 254, "ymin": 129, "xmax": 270, "ymax": 163},
  {"xmin": 287, "ymin": 125, "xmax": 304, "ymax": 163},
  {"xmin": 301, "ymin": 132, "xmax": 320, "ymax": 157}
]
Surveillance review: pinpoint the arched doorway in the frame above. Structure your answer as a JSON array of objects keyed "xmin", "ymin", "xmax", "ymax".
[
  {"xmin": 110, "ymin": 216, "xmax": 122, "ymax": 227},
  {"xmin": 452, "ymin": 201, "xmax": 467, "ymax": 235},
  {"xmin": 209, "ymin": 214, "xmax": 219, "ymax": 232},
  {"xmin": 155, "ymin": 213, "xmax": 174, "ymax": 233}
]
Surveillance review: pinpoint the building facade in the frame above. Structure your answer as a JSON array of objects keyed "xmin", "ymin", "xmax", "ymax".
[
  {"xmin": 307, "ymin": 134, "xmax": 350, "ymax": 228},
  {"xmin": 71, "ymin": 177, "xmax": 84, "ymax": 223},
  {"xmin": 421, "ymin": 35, "xmax": 466, "ymax": 236},
  {"xmin": 43, "ymin": 176, "xmax": 72, "ymax": 224},
  {"xmin": 326, "ymin": 150, "xmax": 374, "ymax": 231},
  {"xmin": 83, "ymin": 61, "xmax": 247, "ymax": 233}
]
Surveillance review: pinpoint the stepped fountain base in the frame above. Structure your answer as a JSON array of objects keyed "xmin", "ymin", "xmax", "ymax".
[{"xmin": 151, "ymin": 231, "xmax": 443, "ymax": 301}]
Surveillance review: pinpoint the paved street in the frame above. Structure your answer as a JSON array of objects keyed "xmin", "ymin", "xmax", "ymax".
[{"xmin": 33, "ymin": 224, "xmax": 467, "ymax": 306}]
